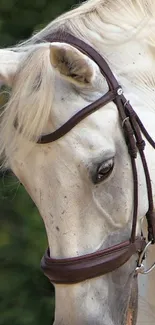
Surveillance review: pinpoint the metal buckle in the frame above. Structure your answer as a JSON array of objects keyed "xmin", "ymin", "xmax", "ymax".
[
  {"xmin": 136, "ymin": 241, "xmax": 155, "ymax": 275},
  {"xmin": 117, "ymin": 87, "xmax": 123, "ymax": 96}
]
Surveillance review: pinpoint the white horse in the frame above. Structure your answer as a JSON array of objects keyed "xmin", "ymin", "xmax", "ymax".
[{"xmin": 0, "ymin": 0, "xmax": 155, "ymax": 324}]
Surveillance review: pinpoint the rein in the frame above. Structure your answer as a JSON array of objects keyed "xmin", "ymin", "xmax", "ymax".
[{"xmin": 36, "ymin": 32, "xmax": 155, "ymax": 284}]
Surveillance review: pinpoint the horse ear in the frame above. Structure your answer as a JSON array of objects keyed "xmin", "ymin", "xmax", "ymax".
[
  {"xmin": 50, "ymin": 43, "xmax": 96, "ymax": 86},
  {"xmin": 0, "ymin": 50, "xmax": 22, "ymax": 87}
]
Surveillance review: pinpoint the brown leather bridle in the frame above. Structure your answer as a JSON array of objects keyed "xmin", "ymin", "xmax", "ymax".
[{"xmin": 36, "ymin": 32, "xmax": 155, "ymax": 284}]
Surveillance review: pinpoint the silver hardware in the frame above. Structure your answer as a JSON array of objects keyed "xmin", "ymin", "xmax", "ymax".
[
  {"xmin": 117, "ymin": 87, "xmax": 123, "ymax": 96},
  {"xmin": 136, "ymin": 264, "xmax": 145, "ymax": 274},
  {"xmin": 122, "ymin": 116, "xmax": 129, "ymax": 128},
  {"xmin": 124, "ymin": 100, "xmax": 130, "ymax": 107},
  {"xmin": 136, "ymin": 241, "xmax": 155, "ymax": 275}
]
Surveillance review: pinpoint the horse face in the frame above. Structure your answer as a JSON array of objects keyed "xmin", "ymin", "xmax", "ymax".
[{"xmin": 0, "ymin": 43, "xmax": 147, "ymax": 325}]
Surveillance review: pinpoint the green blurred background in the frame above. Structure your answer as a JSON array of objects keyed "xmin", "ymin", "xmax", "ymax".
[{"xmin": 0, "ymin": 1, "xmax": 78, "ymax": 324}]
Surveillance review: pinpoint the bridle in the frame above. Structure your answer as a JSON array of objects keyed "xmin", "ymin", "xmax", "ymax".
[{"xmin": 36, "ymin": 32, "xmax": 155, "ymax": 284}]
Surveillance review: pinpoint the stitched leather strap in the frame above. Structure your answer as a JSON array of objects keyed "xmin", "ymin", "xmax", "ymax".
[
  {"xmin": 37, "ymin": 89, "xmax": 118, "ymax": 144},
  {"xmin": 41, "ymin": 237, "xmax": 146, "ymax": 284}
]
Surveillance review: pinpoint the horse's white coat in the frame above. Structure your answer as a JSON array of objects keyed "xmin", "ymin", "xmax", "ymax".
[
  {"xmin": 0, "ymin": 1, "xmax": 155, "ymax": 324},
  {"xmin": 138, "ymin": 246, "xmax": 155, "ymax": 325}
]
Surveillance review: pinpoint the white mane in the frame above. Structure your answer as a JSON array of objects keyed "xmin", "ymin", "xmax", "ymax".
[
  {"xmin": 23, "ymin": 0, "xmax": 155, "ymax": 47},
  {"xmin": 0, "ymin": 0, "xmax": 155, "ymax": 167}
]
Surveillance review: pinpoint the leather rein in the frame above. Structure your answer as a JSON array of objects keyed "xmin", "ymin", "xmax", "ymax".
[{"xmin": 36, "ymin": 32, "xmax": 155, "ymax": 284}]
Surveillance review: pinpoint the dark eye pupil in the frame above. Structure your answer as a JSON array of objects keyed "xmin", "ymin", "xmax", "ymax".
[
  {"xmin": 98, "ymin": 165, "xmax": 111, "ymax": 176},
  {"xmin": 95, "ymin": 159, "xmax": 114, "ymax": 183}
]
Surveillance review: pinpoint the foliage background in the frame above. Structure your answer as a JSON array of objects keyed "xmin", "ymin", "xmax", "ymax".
[{"xmin": 0, "ymin": 1, "xmax": 78, "ymax": 324}]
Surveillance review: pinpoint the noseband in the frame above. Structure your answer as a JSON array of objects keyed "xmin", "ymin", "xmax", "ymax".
[{"xmin": 38, "ymin": 32, "xmax": 155, "ymax": 284}]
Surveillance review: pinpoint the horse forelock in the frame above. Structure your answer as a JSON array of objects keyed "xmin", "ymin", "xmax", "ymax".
[{"xmin": 0, "ymin": 45, "xmax": 55, "ymax": 167}]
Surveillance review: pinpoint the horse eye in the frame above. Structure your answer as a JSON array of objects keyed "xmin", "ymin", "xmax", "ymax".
[{"xmin": 95, "ymin": 158, "xmax": 114, "ymax": 184}]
